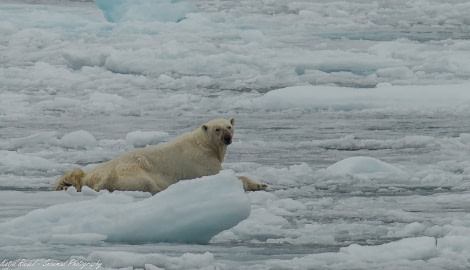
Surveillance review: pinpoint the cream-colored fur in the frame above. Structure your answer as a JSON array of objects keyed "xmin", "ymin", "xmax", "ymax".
[{"xmin": 55, "ymin": 118, "xmax": 267, "ymax": 193}]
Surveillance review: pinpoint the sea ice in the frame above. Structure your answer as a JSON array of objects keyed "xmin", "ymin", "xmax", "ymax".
[
  {"xmin": 327, "ymin": 156, "xmax": 404, "ymax": 175},
  {"xmin": 253, "ymin": 84, "xmax": 470, "ymax": 112},
  {"xmin": 2, "ymin": 0, "xmax": 470, "ymax": 269},
  {"xmin": 88, "ymin": 251, "xmax": 215, "ymax": 270},
  {"xmin": 341, "ymin": 236, "xmax": 437, "ymax": 262},
  {"xmin": 0, "ymin": 170, "xmax": 250, "ymax": 245},
  {"xmin": 263, "ymin": 237, "xmax": 439, "ymax": 269},
  {"xmin": 93, "ymin": 0, "xmax": 198, "ymax": 23},
  {"xmin": 61, "ymin": 130, "xmax": 97, "ymax": 150},
  {"xmin": 125, "ymin": 130, "xmax": 169, "ymax": 148}
]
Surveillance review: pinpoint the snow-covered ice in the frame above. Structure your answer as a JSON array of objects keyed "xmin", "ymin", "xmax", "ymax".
[
  {"xmin": 0, "ymin": 170, "xmax": 250, "ymax": 245},
  {"xmin": 1, "ymin": 0, "xmax": 470, "ymax": 269}
]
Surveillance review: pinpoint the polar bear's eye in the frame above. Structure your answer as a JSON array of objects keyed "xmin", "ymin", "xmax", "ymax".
[
  {"xmin": 215, "ymin": 128, "xmax": 221, "ymax": 132},
  {"xmin": 227, "ymin": 126, "xmax": 231, "ymax": 130}
]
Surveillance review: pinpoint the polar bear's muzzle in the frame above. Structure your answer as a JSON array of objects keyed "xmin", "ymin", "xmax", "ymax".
[{"xmin": 222, "ymin": 133, "xmax": 232, "ymax": 145}]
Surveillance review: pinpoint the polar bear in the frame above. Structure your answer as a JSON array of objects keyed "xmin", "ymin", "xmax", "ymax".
[{"xmin": 55, "ymin": 118, "xmax": 267, "ymax": 193}]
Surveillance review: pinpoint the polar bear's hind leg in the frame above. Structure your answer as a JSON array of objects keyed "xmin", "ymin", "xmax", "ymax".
[{"xmin": 107, "ymin": 163, "xmax": 165, "ymax": 193}]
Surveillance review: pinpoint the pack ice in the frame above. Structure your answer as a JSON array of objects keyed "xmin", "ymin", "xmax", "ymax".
[
  {"xmin": 0, "ymin": 170, "xmax": 250, "ymax": 244},
  {"xmin": 93, "ymin": 0, "xmax": 198, "ymax": 23}
]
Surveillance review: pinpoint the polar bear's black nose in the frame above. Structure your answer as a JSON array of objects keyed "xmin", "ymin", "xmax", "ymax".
[{"xmin": 223, "ymin": 135, "xmax": 232, "ymax": 145}]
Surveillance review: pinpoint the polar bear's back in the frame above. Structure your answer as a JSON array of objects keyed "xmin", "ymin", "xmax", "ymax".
[{"xmin": 82, "ymin": 129, "xmax": 222, "ymax": 192}]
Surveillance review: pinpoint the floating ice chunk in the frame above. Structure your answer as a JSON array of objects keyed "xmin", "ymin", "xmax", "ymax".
[
  {"xmin": 125, "ymin": 130, "xmax": 169, "ymax": 147},
  {"xmin": 327, "ymin": 156, "xmax": 404, "ymax": 175},
  {"xmin": 87, "ymin": 92, "xmax": 126, "ymax": 112},
  {"xmin": 438, "ymin": 235, "xmax": 470, "ymax": 254},
  {"xmin": 227, "ymin": 208, "xmax": 290, "ymax": 241},
  {"xmin": 146, "ymin": 264, "xmax": 165, "ymax": 270},
  {"xmin": 240, "ymin": 30, "xmax": 268, "ymax": 45},
  {"xmin": 341, "ymin": 237, "xmax": 437, "ymax": 262},
  {"xmin": 0, "ymin": 132, "xmax": 59, "ymax": 151},
  {"xmin": 63, "ymin": 48, "xmax": 111, "ymax": 70},
  {"xmin": 48, "ymin": 233, "xmax": 107, "ymax": 245},
  {"xmin": 36, "ymin": 97, "xmax": 82, "ymax": 114},
  {"xmin": 264, "ymin": 237, "xmax": 438, "ymax": 269},
  {"xmin": 61, "ymin": 130, "xmax": 98, "ymax": 150},
  {"xmin": 0, "ymin": 21, "xmax": 20, "ymax": 35},
  {"xmin": 0, "ymin": 151, "xmax": 58, "ymax": 172},
  {"xmin": 0, "ymin": 170, "xmax": 250, "ymax": 244},
  {"xmin": 253, "ymin": 84, "xmax": 470, "ymax": 112},
  {"xmin": 85, "ymin": 92, "xmax": 141, "ymax": 116},
  {"xmin": 88, "ymin": 250, "xmax": 214, "ymax": 270},
  {"xmin": 93, "ymin": 0, "xmax": 198, "ymax": 23},
  {"xmin": 389, "ymin": 222, "xmax": 427, "ymax": 238},
  {"xmin": 303, "ymin": 134, "xmax": 436, "ymax": 151}
]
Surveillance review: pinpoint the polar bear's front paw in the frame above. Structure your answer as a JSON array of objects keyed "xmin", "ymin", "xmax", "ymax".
[
  {"xmin": 256, "ymin": 183, "xmax": 268, "ymax": 191},
  {"xmin": 237, "ymin": 176, "xmax": 268, "ymax": 192}
]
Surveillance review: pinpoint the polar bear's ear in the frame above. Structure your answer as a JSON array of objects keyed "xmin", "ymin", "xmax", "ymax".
[
  {"xmin": 229, "ymin": 117, "xmax": 235, "ymax": 126},
  {"xmin": 201, "ymin": 124, "xmax": 209, "ymax": 132}
]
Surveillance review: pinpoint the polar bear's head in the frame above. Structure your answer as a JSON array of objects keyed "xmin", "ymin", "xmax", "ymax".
[{"xmin": 201, "ymin": 117, "xmax": 235, "ymax": 146}]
